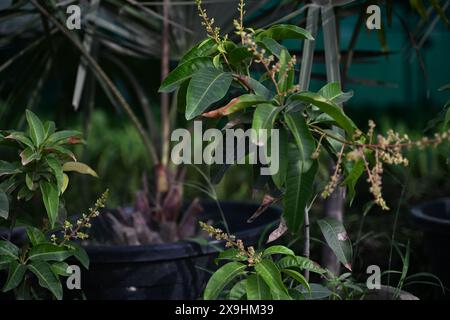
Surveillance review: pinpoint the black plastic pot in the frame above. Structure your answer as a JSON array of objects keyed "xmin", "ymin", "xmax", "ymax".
[
  {"xmin": 411, "ymin": 198, "xmax": 450, "ymax": 298},
  {"xmin": 78, "ymin": 201, "xmax": 280, "ymax": 300}
]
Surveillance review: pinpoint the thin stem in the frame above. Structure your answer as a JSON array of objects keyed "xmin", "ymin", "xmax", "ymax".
[
  {"xmin": 161, "ymin": 0, "xmax": 170, "ymax": 166},
  {"xmin": 310, "ymin": 125, "xmax": 446, "ymax": 151},
  {"xmin": 387, "ymin": 168, "xmax": 411, "ymax": 287}
]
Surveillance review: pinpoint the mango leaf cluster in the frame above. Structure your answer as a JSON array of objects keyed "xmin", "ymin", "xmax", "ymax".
[
  {"xmin": 0, "ymin": 228, "xmax": 88, "ymax": 300},
  {"xmin": 203, "ymin": 244, "xmax": 329, "ymax": 300},
  {"xmin": 160, "ymin": 22, "xmax": 362, "ymax": 237},
  {"xmin": 0, "ymin": 110, "xmax": 97, "ymax": 227},
  {"xmin": 0, "ymin": 110, "xmax": 98, "ymax": 299}
]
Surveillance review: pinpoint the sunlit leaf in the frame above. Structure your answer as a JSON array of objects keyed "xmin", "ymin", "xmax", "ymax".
[{"xmin": 62, "ymin": 161, "xmax": 98, "ymax": 178}]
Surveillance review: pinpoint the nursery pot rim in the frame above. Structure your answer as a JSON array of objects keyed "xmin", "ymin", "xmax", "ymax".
[
  {"xmin": 410, "ymin": 197, "xmax": 450, "ymax": 232},
  {"xmin": 83, "ymin": 200, "xmax": 281, "ymax": 264}
]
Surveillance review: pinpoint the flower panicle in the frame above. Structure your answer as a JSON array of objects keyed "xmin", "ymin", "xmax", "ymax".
[
  {"xmin": 52, "ymin": 190, "xmax": 109, "ymax": 244},
  {"xmin": 320, "ymin": 120, "xmax": 450, "ymax": 210},
  {"xmin": 199, "ymin": 221, "xmax": 261, "ymax": 265}
]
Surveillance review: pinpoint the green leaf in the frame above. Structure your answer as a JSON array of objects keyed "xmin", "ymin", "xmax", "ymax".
[
  {"xmin": 15, "ymin": 280, "xmax": 32, "ymax": 300},
  {"xmin": 28, "ymin": 261, "xmax": 63, "ymax": 300},
  {"xmin": 180, "ymin": 38, "xmax": 217, "ymax": 64},
  {"xmin": 281, "ymin": 269, "xmax": 311, "ymax": 293},
  {"xmin": 159, "ymin": 57, "xmax": 214, "ymax": 93},
  {"xmin": 62, "ymin": 161, "xmax": 98, "ymax": 178},
  {"xmin": 46, "ymin": 157, "xmax": 64, "ymax": 193},
  {"xmin": 444, "ymin": 106, "xmax": 450, "ymax": 128},
  {"xmin": 342, "ymin": 159, "xmax": 364, "ymax": 205},
  {"xmin": 44, "ymin": 146, "xmax": 76, "ymax": 161},
  {"xmin": 186, "ymin": 68, "xmax": 232, "ymax": 120},
  {"xmin": 221, "ymin": 94, "xmax": 268, "ymax": 116},
  {"xmin": 25, "ymin": 110, "xmax": 46, "ymax": 146},
  {"xmin": 256, "ymin": 24, "xmax": 314, "ymax": 41},
  {"xmin": 68, "ymin": 242, "xmax": 89, "ymax": 269},
  {"xmin": 17, "ymin": 186, "xmax": 33, "ymax": 201},
  {"xmin": 228, "ymin": 279, "xmax": 247, "ymax": 300},
  {"xmin": 283, "ymin": 146, "xmax": 318, "ymax": 232},
  {"xmin": 257, "ymin": 38, "xmax": 285, "ymax": 59},
  {"xmin": 5, "ymin": 132, "xmax": 34, "ymax": 148},
  {"xmin": 284, "ymin": 112, "xmax": 315, "ymax": 169},
  {"xmin": 290, "ymin": 92, "xmax": 357, "ymax": 136},
  {"xmin": 39, "ymin": 181, "xmax": 59, "ymax": 228},
  {"xmin": 317, "ymin": 217, "xmax": 353, "ymax": 271},
  {"xmin": 246, "ymin": 77, "xmax": 273, "ymax": 100},
  {"xmin": 25, "ymin": 173, "xmax": 34, "ymax": 191},
  {"xmin": 318, "ymin": 82, "xmax": 353, "ymax": 105},
  {"xmin": 272, "ymin": 126, "xmax": 288, "ymax": 188},
  {"xmin": 263, "ymin": 245, "xmax": 295, "ymax": 257},
  {"xmin": 203, "ymin": 262, "xmax": 247, "ymax": 300},
  {"xmin": 2, "ymin": 261, "xmax": 26, "ymax": 292},
  {"xmin": 255, "ymin": 259, "xmax": 290, "ymax": 299},
  {"xmin": 0, "ymin": 241, "xmax": 19, "ymax": 259},
  {"xmin": 177, "ymin": 80, "xmax": 189, "ymax": 113},
  {"xmin": 215, "ymin": 248, "xmax": 247, "ymax": 263},
  {"xmin": 0, "ymin": 189, "xmax": 8, "ymax": 219},
  {"xmin": 50, "ymin": 262, "xmax": 70, "ymax": 276},
  {"xmin": 61, "ymin": 173, "xmax": 69, "ymax": 194},
  {"xmin": 0, "ymin": 160, "xmax": 21, "ymax": 177},
  {"xmin": 47, "ymin": 130, "xmax": 82, "ymax": 144},
  {"xmin": 252, "ymin": 103, "xmax": 281, "ymax": 145},
  {"xmin": 277, "ymin": 256, "xmax": 326, "ymax": 275},
  {"xmin": 278, "ymin": 49, "xmax": 294, "ymax": 93},
  {"xmin": 20, "ymin": 147, "xmax": 41, "ymax": 166},
  {"xmin": 26, "ymin": 227, "xmax": 46, "ymax": 246},
  {"xmin": 0, "ymin": 255, "xmax": 13, "ymax": 270},
  {"xmin": 246, "ymin": 274, "xmax": 271, "ymax": 300},
  {"xmin": 301, "ymin": 283, "xmax": 333, "ymax": 300},
  {"xmin": 228, "ymin": 47, "xmax": 254, "ymax": 65},
  {"xmin": 28, "ymin": 243, "xmax": 73, "ymax": 262},
  {"xmin": 44, "ymin": 121, "xmax": 56, "ymax": 138}
]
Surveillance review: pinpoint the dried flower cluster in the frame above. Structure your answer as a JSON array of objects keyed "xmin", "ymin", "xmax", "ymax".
[
  {"xmin": 317, "ymin": 121, "xmax": 450, "ymax": 210},
  {"xmin": 52, "ymin": 190, "xmax": 109, "ymax": 245},
  {"xmin": 199, "ymin": 221, "xmax": 261, "ymax": 265}
]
